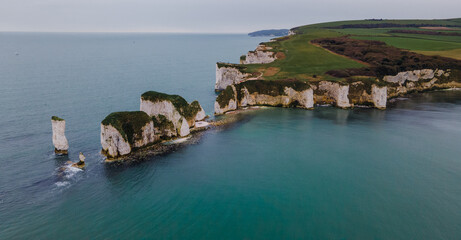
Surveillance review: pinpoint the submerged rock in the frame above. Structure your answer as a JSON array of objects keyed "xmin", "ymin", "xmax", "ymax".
[{"xmin": 51, "ymin": 116, "xmax": 69, "ymax": 155}]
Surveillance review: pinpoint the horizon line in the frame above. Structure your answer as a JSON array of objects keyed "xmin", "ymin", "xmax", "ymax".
[{"xmin": 0, "ymin": 30, "xmax": 257, "ymax": 34}]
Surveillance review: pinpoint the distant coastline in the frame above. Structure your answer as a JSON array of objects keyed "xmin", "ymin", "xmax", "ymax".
[{"xmin": 248, "ymin": 29, "xmax": 289, "ymax": 37}]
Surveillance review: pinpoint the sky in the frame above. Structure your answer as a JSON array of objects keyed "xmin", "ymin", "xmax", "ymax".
[{"xmin": 0, "ymin": 0, "xmax": 460, "ymax": 33}]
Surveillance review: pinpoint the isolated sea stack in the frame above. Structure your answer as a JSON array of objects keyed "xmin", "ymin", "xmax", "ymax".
[{"xmin": 51, "ymin": 116, "xmax": 69, "ymax": 154}]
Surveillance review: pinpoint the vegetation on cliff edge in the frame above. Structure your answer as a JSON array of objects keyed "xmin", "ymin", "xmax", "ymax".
[
  {"xmin": 101, "ymin": 111, "xmax": 152, "ymax": 144},
  {"xmin": 141, "ymin": 91, "xmax": 202, "ymax": 122},
  {"xmin": 222, "ymin": 18, "xmax": 461, "ymax": 83},
  {"xmin": 216, "ymin": 80, "xmax": 311, "ymax": 108},
  {"xmin": 51, "ymin": 116, "xmax": 64, "ymax": 121}
]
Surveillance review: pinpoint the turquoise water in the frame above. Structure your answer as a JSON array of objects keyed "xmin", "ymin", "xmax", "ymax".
[{"xmin": 1, "ymin": 33, "xmax": 461, "ymax": 239}]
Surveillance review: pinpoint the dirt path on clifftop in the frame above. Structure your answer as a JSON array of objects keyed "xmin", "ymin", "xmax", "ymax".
[{"xmin": 309, "ymin": 41, "xmax": 371, "ymax": 67}]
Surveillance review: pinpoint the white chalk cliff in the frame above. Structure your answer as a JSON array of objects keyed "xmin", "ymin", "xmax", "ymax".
[
  {"xmin": 214, "ymin": 81, "xmax": 314, "ymax": 115},
  {"xmin": 238, "ymin": 87, "xmax": 314, "ymax": 109},
  {"xmin": 215, "ymin": 64, "xmax": 248, "ymax": 91},
  {"xmin": 316, "ymin": 81, "xmax": 352, "ymax": 108},
  {"xmin": 100, "ymin": 124, "xmax": 131, "ymax": 158},
  {"xmin": 243, "ymin": 45, "xmax": 277, "ymax": 64},
  {"xmin": 51, "ymin": 117, "xmax": 69, "ymax": 154},
  {"xmin": 140, "ymin": 99, "xmax": 190, "ymax": 137},
  {"xmin": 214, "ymin": 85, "xmax": 238, "ymax": 115},
  {"xmin": 384, "ymin": 69, "xmax": 461, "ymax": 98},
  {"xmin": 195, "ymin": 105, "xmax": 206, "ymax": 121},
  {"xmin": 371, "ymin": 85, "xmax": 387, "ymax": 109},
  {"xmin": 383, "ymin": 69, "xmax": 437, "ymax": 84},
  {"xmin": 100, "ymin": 119, "xmax": 155, "ymax": 159}
]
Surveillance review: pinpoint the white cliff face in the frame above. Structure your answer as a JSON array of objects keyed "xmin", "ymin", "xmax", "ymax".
[
  {"xmin": 284, "ymin": 87, "xmax": 314, "ymax": 109},
  {"xmin": 100, "ymin": 124, "xmax": 131, "ymax": 158},
  {"xmin": 52, "ymin": 119, "xmax": 69, "ymax": 154},
  {"xmin": 383, "ymin": 69, "xmax": 461, "ymax": 98},
  {"xmin": 195, "ymin": 106, "xmax": 206, "ymax": 121},
  {"xmin": 140, "ymin": 99, "xmax": 190, "ymax": 136},
  {"xmin": 238, "ymin": 87, "xmax": 313, "ymax": 109},
  {"xmin": 132, "ymin": 122, "xmax": 156, "ymax": 148},
  {"xmin": 100, "ymin": 121, "xmax": 156, "ymax": 158},
  {"xmin": 244, "ymin": 51, "xmax": 276, "ymax": 64},
  {"xmin": 318, "ymin": 81, "xmax": 351, "ymax": 108},
  {"xmin": 215, "ymin": 84, "xmax": 314, "ymax": 115},
  {"xmin": 383, "ymin": 69, "xmax": 435, "ymax": 84},
  {"xmin": 215, "ymin": 65, "xmax": 248, "ymax": 91},
  {"xmin": 215, "ymin": 85, "xmax": 238, "ymax": 115},
  {"xmin": 214, "ymin": 99, "xmax": 237, "ymax": 115},
  {"xmin": 178, "ymin": 118, "xmax": 190, "ymax": 137},
  {"xmin": 371, "ymin": 85, "xmax": 387, "ymax": 109}
]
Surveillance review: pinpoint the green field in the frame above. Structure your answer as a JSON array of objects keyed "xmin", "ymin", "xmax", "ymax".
[
  {"xmin": 231, "ymin": 18, "xmax": 461, "ymax": 81},
  {"xmin": 352, "ymin": 36, "xmax": 461, "ymax": 51},
  {"xmin": 244, "ymin": 28, "xmax": 365, "ymax": 81}
]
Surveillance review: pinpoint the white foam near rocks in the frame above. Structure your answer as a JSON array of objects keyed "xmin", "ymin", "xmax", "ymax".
[
  {"xmin": 195, "ymin": 121, "xmax": 210, "ymax": 128},
  {"xmin": 163, "ymin": 136, "xmax": 191, "ymax": 145}
]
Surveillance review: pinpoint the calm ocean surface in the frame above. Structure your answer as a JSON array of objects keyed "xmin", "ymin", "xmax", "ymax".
[{"xmin": 1, "ymin": 33, "xmax": 461, "ymax": 239}]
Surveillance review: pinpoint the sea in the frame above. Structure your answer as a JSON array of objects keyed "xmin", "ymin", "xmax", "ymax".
[{"xmin": 0, "ymin": 33, "xmax": 460, "ymax": 239}]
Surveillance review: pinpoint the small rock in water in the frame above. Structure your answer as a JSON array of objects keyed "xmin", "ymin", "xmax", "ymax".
[{"xmin": 71, "ymin": 152, "xmax": 86, "ymax": 169}]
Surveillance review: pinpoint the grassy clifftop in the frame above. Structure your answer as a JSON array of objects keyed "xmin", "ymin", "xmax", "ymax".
[{"xmin": 230, "ymin": 18, "xmax": 461, "ymax": 83}]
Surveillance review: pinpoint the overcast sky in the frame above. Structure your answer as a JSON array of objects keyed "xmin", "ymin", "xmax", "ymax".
[{"xmin": 1, "ymin": 0, "xmax": 460, "ymax": 33}]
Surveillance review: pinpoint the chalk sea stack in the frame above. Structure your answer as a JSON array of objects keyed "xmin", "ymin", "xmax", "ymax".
[
  {"xmin": 101, "ymin": 111, "xmax": 156, "ymax": 159},
  {"xmin": 140, "ymin": 91, "xmax": 206, "ymax": 136},
  {"xmin": 100, "ymin": 91, "xmax": 206, "ymax": 159},
  {"xmin": 51, "ymin": 116, "xmax": 69, "ymax": 155}
]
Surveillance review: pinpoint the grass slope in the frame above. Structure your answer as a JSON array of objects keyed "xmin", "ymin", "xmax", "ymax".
[
  {"xmin": 244, "ymin": 28, "xmax": 365, "ymax": 81},
  {"xmin": 230, "ymin": 18, "xmax": 461, "ymax": 82}
]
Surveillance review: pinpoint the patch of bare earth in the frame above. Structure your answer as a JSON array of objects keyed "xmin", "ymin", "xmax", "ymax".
[
  {"xmin": 261, "ymin": 67, "xmax": 280, "ymax": 77},
  {"xmin": 275, "ymin": 52, "xmax": 286, "ymax": 60},
  {"xmin": 420, "ymin": 27, "xmax": 461, "ymax": 31}
]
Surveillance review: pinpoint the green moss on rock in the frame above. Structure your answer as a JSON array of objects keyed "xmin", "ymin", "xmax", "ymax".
[
  {"xmin": 141, "ymin": 91, "xmax": 202, "ymax": 122},
  {"xmin": 237, "ymin": 80, "xmax": 311, "ymax": 98},
  {"xmin": 216, "ymin": 80, "xmax": 311, "ymax": 108},
  {"xmin": 51, "ymin": 116, "xmax": 64, "ymax": 121},
  {"xmin": 101, "ymin": 111, "xmax": 151, "ymax": 144},
  {"xmin": 185, "ymin": 101, "xmax": 202, "ymax": 120},
  {"xmin": 216, "ymin": 85, "xmax": 236, "ymax": 108},
  {"xmin": 216, "ymin": 62, "xmax": 249, "ymax": 72},
  {"xmin": 152, "ymin": 114, "xmax": 174, "ymax": 131},
  {"xmin": 345, "ymin": 77, "xmax": 386, "ymax": 95}
]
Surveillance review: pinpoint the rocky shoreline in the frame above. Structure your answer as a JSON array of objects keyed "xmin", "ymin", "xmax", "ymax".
[
  {"xmin": 216, "ymin": 55, "xmax": 461, "ymax": 112},
  {"xmin": 100, "ymin": 91, "xmax": 208, "ymax": 159},
  {"xmin": 50, "ymin": 38, "xmax": 461, "ymax": 163}
]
